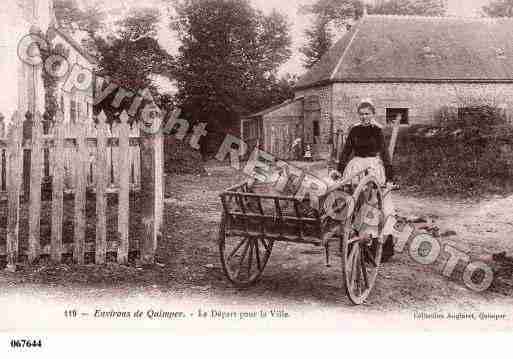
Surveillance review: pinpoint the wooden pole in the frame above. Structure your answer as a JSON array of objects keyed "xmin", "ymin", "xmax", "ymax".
[
  {"xmin": 117, "ymin": 111, "xmax": 131, "ymax": 264},
  {"xmin": 139, "ymin": 105, "xmax": 160, "ymax": 265},
  {"xmin": 95, "ymin": 111, "xmax": 109, "ymax": 264},
  {"xmin": 6, "ymin": 111, "xmax": 23, "ymax": 272},
  {"xmin": 0, "ymin": 113, "xmax": 4, "ymax": 138},
  {"xmin": 51, "ymin": 111, "xmax": 65, "ymax": 263},
  {"xmin": 0, "ymin": 114, "xmax": 5, "ymax": 192},
  {"xmin": 73, "ymin": 115, "xmax": 88, "ymax": 264},
  {"xmin": 154, "ymin": 116, "xmax": 164, "ymax": 241},
  {"xmin": 388, "ymin": 119, "xmax": 401, "ymax": 161},
  {"xmin": 28, "ymin": 112, "xmax": 43, "ymax": 263},
  {"xmin": 22, "ymin": 111, "xmax": 33, "ymax": 201}
]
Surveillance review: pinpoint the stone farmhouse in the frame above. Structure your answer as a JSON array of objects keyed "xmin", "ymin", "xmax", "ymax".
[{"xmin": 242, "ymin": 14, "xmax": 513, "ymax": 160}]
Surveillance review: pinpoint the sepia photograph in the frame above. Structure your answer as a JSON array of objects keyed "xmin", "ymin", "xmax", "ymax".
[{"xmin": 1, "ymin": 0, "xmax": 513, "ymax": 352}]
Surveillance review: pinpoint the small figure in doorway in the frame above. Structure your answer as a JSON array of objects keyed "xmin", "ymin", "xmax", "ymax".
[
  {"xmin": 304, "ymin": 144, "xmax": 313, "ymax": 162},
  {"xmin": 291, "ymin": 137, "xmax": 302, "ymax": 160}
]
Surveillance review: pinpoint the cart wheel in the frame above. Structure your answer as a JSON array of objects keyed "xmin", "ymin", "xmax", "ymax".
[
  {"xmin": 341, "ymin": 176, "xmax": 385, "ymax": 305},
  {"xmin": 218, "ymin": 214, "xmax": 274, "ymax": 288}
]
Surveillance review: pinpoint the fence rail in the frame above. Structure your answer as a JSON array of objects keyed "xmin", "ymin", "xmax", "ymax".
[
  {"xmin": 1, "ymin": 117, "xmax": 142, "ymax": 193},
  {"xmin": 0, "ymin": 110, "xmax": 164, "ymax": 270}
]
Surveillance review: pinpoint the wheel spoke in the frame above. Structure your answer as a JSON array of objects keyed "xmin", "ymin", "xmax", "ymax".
[
  {"xmin": 233, "ymin": 239, "xmax": 250, "ymax": 278},
  {"xmin": 363, "ymin": 245, "xmax": 378, "ymax": 268},
  {"xmin": 255, "ymin": 239, "xmax": 262, "ymax": 271},
  {"xmin": 353, "ymin": 246, "xmax": 361, "ymax": 295},
  {"xmin": 247, "ymin": 240, "xmax": 254, "ymax": 277},
  {"xmin": 360, "ymin": 247, "xmax": 369, "ymax": 289},
  {"xmin": 260, "ymin": 238, "xmax": 270, "ymax": 253},
  {"xmin": 349, "ymin": 244, "xmax": 359, "ymax": 292},
  {"xmin": 347, "ymin": 242, "xmax": 358, "ymax": 271},
  {"xmin": 227, "ymin": 237, "xmax": 248, "ymax": 261}
]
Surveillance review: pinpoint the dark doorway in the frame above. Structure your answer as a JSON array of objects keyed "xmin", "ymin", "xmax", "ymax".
[{"xmin": 313, "ymin": 120, "xmax": 320, "ymax": 144}]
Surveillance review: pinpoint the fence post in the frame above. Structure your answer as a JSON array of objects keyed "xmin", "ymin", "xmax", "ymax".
[
  {"xmin": 28, "ymin": 112, "xmax": 43, "ymax": 263},
  {"xmin": 139, "ymin": 105, "xmax": 160, "ymax": 264},
  {"xmin": 42, "ymin": 117, "xmax": 51, "ymax": 184},
  {"xmin": 22, "ymin": 112, "xmax": 33, "ymax": 200},
  {"xmin": 51, "ymin": 111, "xmax": 65, "ymax": 262},
  {"xmin": 6, "ymin": 111, "xmax": 23, "ymax": 272},
  {"xmin": 129, "ymin": 122, "xmax": 141, "ymax": 189},
  {"xmin": 0, "ymin": 113, "xmax": 4, "ymax": 138},
  {"xmin": 117, "ymin": 111, "xmax": 131, "ymax": 264},
  {"xmin": 95, "ymin": 112, "xmax": 109, "ymax": 264},
  {"xmin": 154, "ymin": 114, "xmax": 164, "ymax": 240},
  {"xmin": 73, "ymin": 115, "xmax": 88, "ymax": 264},
  {"xmin": 336, "ymin": 130, "xmax": 344, "ymax": 163},
  {"xmin": 0, "ymin": 113, "xmax": 5, "ymax": 192}
]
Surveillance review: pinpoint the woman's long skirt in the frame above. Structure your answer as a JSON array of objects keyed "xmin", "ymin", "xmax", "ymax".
[{"xmin": 342, "ymin": 156, "xmax": 395, "ymax": 220}]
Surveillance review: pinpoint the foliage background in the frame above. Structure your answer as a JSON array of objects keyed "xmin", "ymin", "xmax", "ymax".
[{"xmin": 386, "ymin": 106, "xmax": 513, "ymax": 197}]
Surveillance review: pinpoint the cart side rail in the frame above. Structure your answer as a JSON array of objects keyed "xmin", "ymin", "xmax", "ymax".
[{"xmin": 219, "ymin": 183, "xmax": 323, "ymax": 244}]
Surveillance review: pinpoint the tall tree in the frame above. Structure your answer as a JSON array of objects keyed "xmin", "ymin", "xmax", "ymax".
[
  {"xmin": 300, "ymin": 17, "xmax": 333, "ymax": 69},
  {"xmin": 371, "ymin": 0, "xmax": 446, "ymax": 16},
  {"xmin": 300, "ymin": 0, "xmax": 446, "ymax": 67},
  {"xmin": 53, "ymin": 0, "xmax": 105, "ymax": 35},
  {"xmin": 483, "ymin": 0, "xmax": 513, "ymax": 17},
  {"xmin": 170, "ymin": 0, "xmax": 292, "ymax": 136},
  {"xmin": 93, "ymin": 7, "xmax": 175, "ymax": 115}
]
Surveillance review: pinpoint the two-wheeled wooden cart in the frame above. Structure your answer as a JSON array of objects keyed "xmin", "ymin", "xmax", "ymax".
[{"xmin": 218, "ymin": 169, "xmax": 391, "ymax": 305}]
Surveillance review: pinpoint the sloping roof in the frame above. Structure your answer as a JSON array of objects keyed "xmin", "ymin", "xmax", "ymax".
[
  {"xmin": 295, "ymin": 15, "xmax": 513, "ymax": 89},
  {"xmin": 53, "ymin": 27, "xmax": 98, "ymax": 65},
  {"xmin": 245, "ymin": 98, "xmax": 303, "ymax": 118}
]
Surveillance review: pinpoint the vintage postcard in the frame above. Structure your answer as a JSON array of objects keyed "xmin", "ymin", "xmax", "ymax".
[{"xmin": 1, "ymin": 0, "xmax": 513, "ymax": 352}]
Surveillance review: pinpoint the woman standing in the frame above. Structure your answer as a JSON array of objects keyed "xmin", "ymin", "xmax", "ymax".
[
  {"xmin": 331, "ymin": 99, "xmax": 393, "ymax": 187},
  {"xmin": 330, "ymin": 99, "xmax": 396, "ymax": 261}
]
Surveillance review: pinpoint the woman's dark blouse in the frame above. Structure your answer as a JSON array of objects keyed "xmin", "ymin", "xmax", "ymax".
[{"xmin": 337, "ymin": 124, "xmax": 393, "ymax": 181}]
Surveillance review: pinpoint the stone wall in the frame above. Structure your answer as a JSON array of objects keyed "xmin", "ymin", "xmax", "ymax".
[
  {"xmin": 332, "ymin": 82, "xmax": 513, "ymax": 132},
  {"xmin": 291, "ymin": 82, "xmax": 513, "ymax": 158}
]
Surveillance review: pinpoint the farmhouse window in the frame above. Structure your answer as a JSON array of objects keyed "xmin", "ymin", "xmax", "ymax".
[{"xmin": 386, "ymin": 108, "xmax": 409, "ymax": 125}]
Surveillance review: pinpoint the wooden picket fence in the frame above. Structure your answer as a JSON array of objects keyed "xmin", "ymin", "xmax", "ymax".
[
  {"xmin": 0, "ymin": 110, "xmax": 164, "ymax": 271},
  {"xmin": 0, "ymin": 117, "xmax": 142, "ymax": 192}
]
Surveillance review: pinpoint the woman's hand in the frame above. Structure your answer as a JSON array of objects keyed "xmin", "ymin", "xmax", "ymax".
[
  {"xmin": 386, "ymin": 181, "xmax": 399, "ymax": 191},
  {"xmin": 329, "ymin": 170, "xmax": 343, "ymax": 181}
]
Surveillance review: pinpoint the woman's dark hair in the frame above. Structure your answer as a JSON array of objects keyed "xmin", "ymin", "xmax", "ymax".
[{"xmin": 357, "ymin": 101, "xmax": 376, "ymax": 114}]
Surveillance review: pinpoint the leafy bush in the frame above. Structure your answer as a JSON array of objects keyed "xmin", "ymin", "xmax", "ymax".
[
  {"xmin": 164, "ymin": 135, "xmax": 206, "ymax": 175},
  {"xmin": 385, "ymin": 105, "xmax": 513, "ymax": 197}
]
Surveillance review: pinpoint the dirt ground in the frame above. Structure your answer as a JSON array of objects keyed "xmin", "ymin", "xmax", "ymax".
[{"xmin": 0, "ymin": 160, "xmax": 512, "ymax": 320}]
